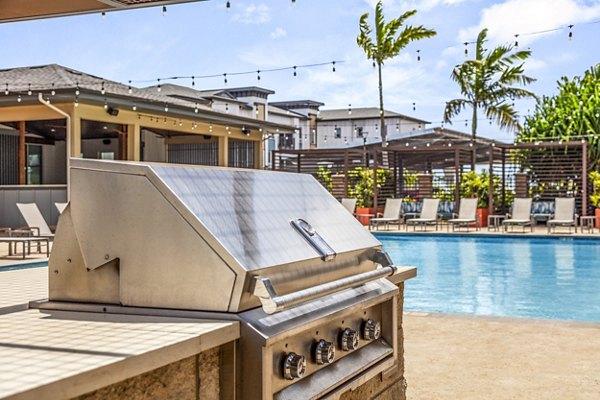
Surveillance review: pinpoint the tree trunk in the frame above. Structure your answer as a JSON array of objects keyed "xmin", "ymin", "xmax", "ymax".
[
  {"xmin": 471, "ymin": 103, "xmax": 477, "ymax": 170},
  {"xmin": 378, "ymin": 62, "xmax": 386, "ymax": 147}
]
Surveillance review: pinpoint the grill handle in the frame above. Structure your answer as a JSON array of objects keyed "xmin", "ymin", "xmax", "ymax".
[{"xmin": 253, "ymin": 265, "xmax": 402, "ymax": 315}]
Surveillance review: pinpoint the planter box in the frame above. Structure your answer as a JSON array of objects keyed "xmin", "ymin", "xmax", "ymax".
[
  {"xmin": 477, "ymin": 208, "xmax": 489, "ymax": 228},
  {"xmin": 596, "ymin": 208, "xmax": 600, "ymax": 229}
]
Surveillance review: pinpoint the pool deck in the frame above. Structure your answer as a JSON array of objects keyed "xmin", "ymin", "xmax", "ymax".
[{"xmin": 404, "ymin": 311, "xmax": 600, "ymax": 399}]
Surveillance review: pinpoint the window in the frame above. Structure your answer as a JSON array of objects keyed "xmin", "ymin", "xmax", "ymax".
[
  {"xmin": 278, "ymin": 133, "xmax": 295, "ymax": 150},
  {"xmin": 26, "ymin": 145, "xmax": 42, "ymax": 184},
  {"xmin": 334, "ymin": 127, "xmax": 342, "ymax": 139}
]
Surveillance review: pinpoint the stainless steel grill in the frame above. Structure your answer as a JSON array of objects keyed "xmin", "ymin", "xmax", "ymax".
[{"xmin": 45, "ymin": 159, "xmax": 415, "ymax": 399}]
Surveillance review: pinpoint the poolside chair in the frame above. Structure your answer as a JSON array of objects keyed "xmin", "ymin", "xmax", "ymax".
[
  {"xmin": 341, "ymin": 198, "xmax": 357, "ymax": 215},
  {"xmin": 447, "ymin": 198, "xmax": 479, "ymax": 232},
  {"xmin": 547, "ymin": 198, "xmax": 578, "ymax": 234},
  {"xmin": 406, "ymin": 198, "xmax": 440, "ymax": 231},
  {"xmin": 15, "ymin": 203, "xmax": 54, "ymax": 238},
  {"xmin": 503, "ymin": 198, "xmax": 533, "ymax": 232},
  {"xmin": 369, "ymin": 198, "xmax": 403, "ymax": 231},
  {"xmin": 55, "ymin": 202, "xmax": 68, "ymax": 214}
]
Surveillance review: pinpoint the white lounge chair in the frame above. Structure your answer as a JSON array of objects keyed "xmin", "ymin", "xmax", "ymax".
[
  {"xmin": 547, "ymin": 198, "xmax": 578, "ymax": 233},
  {"xmin": 369, "ymin": 198, "xmax": 403, "ymax": 230},
  {"xmin": 341, "ymin": 198, "xmax": 357, "ymax": 215},
  {"xmin": 503, "ymin": 198, "xmax": 533, "ymax": 232},
  {"xmin": 447, "ymin": 198, "xmax": 479, "ymax": 232},
  {"xmin": 406, "ymin": 198, "xmax": 440, "ymax": 231},
  {"xmin": 16, "ymin": 203, "xmax": 55, "ymax": 238},
  {"xmin": 55, "ymin": 202, "xmax": 68, "ymax": 214}
]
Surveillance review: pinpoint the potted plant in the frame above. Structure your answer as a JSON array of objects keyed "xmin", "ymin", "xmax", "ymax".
[
  {"xmin": 459, "ymin": 170, "xmax": 491, "ymax": 227},
  {"xmin": 590, "ymin": 171, "xmax": 600, "ymax": 228},
  {"xmin": 347, "ymin": 167, "xmax": 391, "ymax": 225}
]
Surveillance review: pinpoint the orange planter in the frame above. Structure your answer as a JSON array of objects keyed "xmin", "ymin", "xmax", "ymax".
[
  {"xmin": 596, "ymin": 208, "xmax": 600, "ymax": 229},
  {"xmin": 355, "ymin": 207, "xmax": 374, "ymax": 226},
  {"xmin": 476, "ymin": 208, "xmax": 489, "ymax": 228}
]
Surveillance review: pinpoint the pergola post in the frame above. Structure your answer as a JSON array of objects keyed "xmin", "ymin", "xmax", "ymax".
[
  {"xmin": 582, "ymin": 141, "xmax": 588, "ymax": 217},
  {"xmin": 488, "ymin": 145, "xmax": 494, "ymax": 214},
  {"xmin": 373, "ymin": 149, "xmax": 378, "ymax": 210},
  {"xmin": 454, "ymin": 148, "xmax": 460, "ymax": 206},
  {"xmin": 18, "ymin": 121, "xmax": 26, "ymax": 184}
]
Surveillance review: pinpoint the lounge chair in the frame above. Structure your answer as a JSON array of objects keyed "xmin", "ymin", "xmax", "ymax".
[
  {"xmin": 15, "ymin": 203, "xmax": 55, "ymax": 238},
  {"xmin": 547, "ymin": 198, "xmax": 578, "ymax": 233},
  {"xmin": 55, "ymin": 202, "xmax": 68, "ymax": 214},
  {"xmin": 447, "ymin": 198, "xmax": 479, "ymax": 232},
  {"xmin": 503, "ymin": 198, "xmax": 533, "ymax": 232},
  {"xmin": 406, "ymin": 198, "xmax": 440, "ymax": 231},
  {"xmin": 369, "ymin": 198, "xmax": 403, "ymax": 230},
  {"xmin": 341, "ymin": 198, "xmax": 357, "ymax": 215}
]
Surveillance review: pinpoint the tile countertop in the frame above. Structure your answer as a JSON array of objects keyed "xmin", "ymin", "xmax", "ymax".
[{"xmin": 0, "ymin": 309, "xmax": 239, "ymax": 400}]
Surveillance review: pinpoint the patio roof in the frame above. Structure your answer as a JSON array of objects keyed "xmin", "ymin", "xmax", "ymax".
[
  {"xmin": 0, "ymin": 0, "xmax": 207, "ymax": 24},
  {"xmin": 0, "ymin": 64, "xmax": 296, "ymax": 133}
]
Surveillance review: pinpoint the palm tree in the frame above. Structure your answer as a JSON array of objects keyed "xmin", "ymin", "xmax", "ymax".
[
  {"xmin": 357, "ymin": 1, "xmax": 436, "ymax": 147},
  {"xmin": 444, "ymin": 28, "xmax": 536, "ymax": 168}
]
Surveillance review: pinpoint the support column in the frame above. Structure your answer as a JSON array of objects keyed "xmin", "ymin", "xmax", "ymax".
[
  {"xmin": 218, "ymin": 136, "xmax": 229, "ymax": 167},
  {"xmin": 71, "ymin": 114, "xmax": 81, "ymax": 158},
  {"xmin": 488, "ymin": 145, "xmax": 494, "ymax": 214},
  {"xmin": 18, "ymin": 121, "xmax": 26, "ymax": 184},
  {"xmin": 127, "ymin": 124, "xmax": 141, "ymax": 161},
  {"xmin": 255, "ymin": 139, "xmax": 263, "ymax": 169}
]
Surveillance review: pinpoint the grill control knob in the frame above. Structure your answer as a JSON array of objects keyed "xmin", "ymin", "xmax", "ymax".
[
  {"xmin": 283, "ymin": 352, "xmax": 306, "ymax": 380},
  {"xmin": 362, "ymin": 319, "xmax": 381, "ymax": 341},
  {"xmin": 340, "ymin": 328, "xmax": 359, "ymax": 351},
  {"xmin": 314, "ymin": 339, "xmax": 335, "ymax": 365}
]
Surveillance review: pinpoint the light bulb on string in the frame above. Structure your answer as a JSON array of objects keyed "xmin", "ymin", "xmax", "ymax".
[
  {"xmin": 164, "ymin": 104, "xmax": 169, "ymax": 112},
  {"xmin": 293, "ymin": 66, "xmax": 297, "ymax": 77},
  {"xmin": 104, "ymin": 99, "xmax": 108, "ymax": 109},
  {"xmin": 27, "ymin": 84, "xmax": 32, "ymax": 96},
  {"xmin": 75, "ymin": 82, "xmax": 80, "ymax": 96},
  {"xmin": 4, "ymin": 83, "xmax": 8, "ymax": 95},
  {"xmin": 17, "ymin": 95, "xmax": 21, "ymax": 103},
  {"xmin": 257, "ymin": 70, "xmax": 261, "ymax": 81},
  {"xmin": 51, "ymin": 83, "xmax": 55, "ymax": 96},
  {"xmin": 412, "ymin": 102, "xmax": 416, "ymax": 112},
  {"xmin": 101, "ymin": 81, "xmax": 105, "ymax": 95},
  {"xmin": 132, "ymin": 103, "xmax": 137, "ymax": 111},
  {"xmin": 332, "ymin": 61, "xmax": 336, "ymax": 72},
  {"xmin": 514, "ymin": 34, "xmax": 519, "ymax": 48},
  {"xmin": 128, "ymin": 80, "xmax": 132, "ymax": 94},
  {"xmin": 157, "ymin": 79, "xmax": 161, "ymax": 92},
  {"xmin": 223, "ymin": 73, "xmax": 228, "ymax": 85},
  {"xmin": 101, "ymin": 11, "xmax": 106, "ymax": 18},
  {"xmin": 568, "ymin": 24, "xmax": 573, "ymax": 40},
  {"xmin": 74, "ymin": 97, "xmax": 79, "ymax": 107},
  {"xmin": 194, "ymin": 103, "xmax": 199, "ymax": 113},
  {"xmin": 416, "ymin": 50, "xmax": 421, "ymax": 62},
  {"xmin": 464, "ymin": 42, "xmax": 468, "ymax": 57},
  {"xmin": 191, "ymin": 76, "xmax": 195, "ymax": 87},
  {"xmin": 348, "ymin": 104, "xmax": 352, "ymax": 115},
  {"xmin": 226, "ymin": 1, "xmax": 231, "ymax": 9},
  {"xmin": 162, "ymin": 5, "xmax": 167, "ymax": 16}
]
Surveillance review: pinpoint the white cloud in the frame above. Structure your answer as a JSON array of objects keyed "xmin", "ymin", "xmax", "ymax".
[
  {"xmin": 270, "ymin": 27, "xmax": 287, "ymax": 39},
  {"xmin": 459, "ymin": 0, "xmax": 600, "ymax": 46},
  {"xmin": 232, "ymin": 3, "xmax": 271, "ymax": 24},
  {"xmin": 524, "ymin": 57, "xmax": 547, "ymax": 71}
]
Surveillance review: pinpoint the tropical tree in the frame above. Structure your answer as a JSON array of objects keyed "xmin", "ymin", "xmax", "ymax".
[
  {"xmin": 518, "ymin": 64, "xmax": 600, "ymax": 169},
  {"xmin": 444, "ymin": 28, "xmax": 536, "ymax": 168},
  {"xmin": 357, "ymin": 1, "xmax": 436, "ymax": 146}
]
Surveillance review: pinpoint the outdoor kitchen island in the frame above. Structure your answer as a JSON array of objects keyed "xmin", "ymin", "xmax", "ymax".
[{"xmin": 4, "ymin": 159, "xmax": 416, "ymax": 400}]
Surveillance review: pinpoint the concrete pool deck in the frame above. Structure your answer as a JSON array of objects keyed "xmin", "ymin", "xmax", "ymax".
[{"xmin": 404, "ymin": 311, "xmax": 600, "ymax": 399}]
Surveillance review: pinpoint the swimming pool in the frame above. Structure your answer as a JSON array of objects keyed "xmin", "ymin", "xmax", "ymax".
[
  {"xmin": 377, "ymin": 234, "xmax": 600, "ymax": 322},
  {"xmin": 0, "ymin": 261, "xmax": 48, "ymax": 272}
]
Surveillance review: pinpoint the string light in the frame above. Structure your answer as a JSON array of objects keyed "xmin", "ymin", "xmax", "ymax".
[
  {"xmin": 101, "ymin": 11, "xmax": 106, "ymax": 18},
  {"xmin": 194, "ymin": 103, "xmax": 199, "ymax": 113},
  {"xmin": 293, "ymin": 66, "xmax": 297, "ymax": 77},
  {"xmin": 17, "ymin": 95, "xmax": 21, "ymax": 103},
  {"xmin": 157, "ymin": 79, "xmax": 161, "ymax": 92},
  {"xmin": 164, "ymin": 104, "xmax": 169, "ymax": 112},
  {"xmin": 332, "ymin": 61, "xmax": 336, "ymax": 72},
  {"xmin": 51, "ymin": 83, "xmax": 55, "ymax": 96},
  {"xmin": 132, "ymin": 103, "xmax": 137, "ymax": 111},
  {"xmin": 27, "ymin": 84, "xmax": 31, "ymax": 96},
  {"xmin": 514, "ymin": 34, "xmax": 519, "ymax": 48},
  {"xmin": 101, "ymin": 81, "xmax": 105, "ymax": 95},
  {"xmin": 4, "ymin": 83, "xmax": 8, "ymax": 95},
  {"xmin": 104, "ymin": 99, "xmax": 108, "ymax": 109},
  {"xmin": 226, "ymin": 1, "xmax": 231, "ymax": 9},
  {"xmin": 257, "ymin": 70, "xmax": 261, "ymax": 81},
  {"xmin": 464, "ymin": 42, "xmax": 468, "ymax": 57},
  {"xmin": 412, "ymin": 102, "xmax": 416, "ymax": 112},
  {"xmin": 191, "ymin": 76, "xmax": 195, "ymax": 87},
  {"xmin": 75, "ymin": 83, "xmax": 80, "ymax": 96},
  {"xmin": 128, "ymin": 80, "xmax": 132, "ymax": 94},
  {"xmin": 348, "ymin": 104, "xmax": 352, "ymax": 115},
  {"xmin": 416, "ymin": 50, "xmax": 421, "ymax": 62},
  {"xmin": 223, "ymin": 73, "xmax": 227, "ymax": 85},
  {"xmin": 162, "ymin": 5, "xmax": 167, "ymax": 16},
  {"xmin": 568, "ymin": 24, "xmax": 574, "ymax": 40}
]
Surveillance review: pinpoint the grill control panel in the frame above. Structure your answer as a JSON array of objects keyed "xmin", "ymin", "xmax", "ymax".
[{"xmin": 275, "ymin": 301, "xmax": 389, "ymax": 387}]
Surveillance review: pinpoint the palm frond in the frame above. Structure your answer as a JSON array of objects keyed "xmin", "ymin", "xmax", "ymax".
[{"xmin": 444, "ymin": 99, "xmax": 471, "ymax": 123}]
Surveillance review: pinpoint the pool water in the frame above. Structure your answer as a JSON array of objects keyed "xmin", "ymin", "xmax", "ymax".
[
  {"xmin": 377, "ymin": 234, "xmax": 600, "ymax": 322},
  {"xmin": 0, "ymin": 261, "xmax": 48, "ymax": 272}
]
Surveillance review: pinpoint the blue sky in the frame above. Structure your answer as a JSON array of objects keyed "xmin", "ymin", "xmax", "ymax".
[{"xmin": 1, "ymin": 0, "xmax": 599, "ymax": 142}]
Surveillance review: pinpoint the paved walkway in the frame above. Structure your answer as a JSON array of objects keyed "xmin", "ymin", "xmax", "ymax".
[
  {"xmin": 0, "ymin": 267, "xmax": 47, "ymax": 315},
  {"xmin": 404, "ymin": 312, "xmax": 600, "ymax": 399}
]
